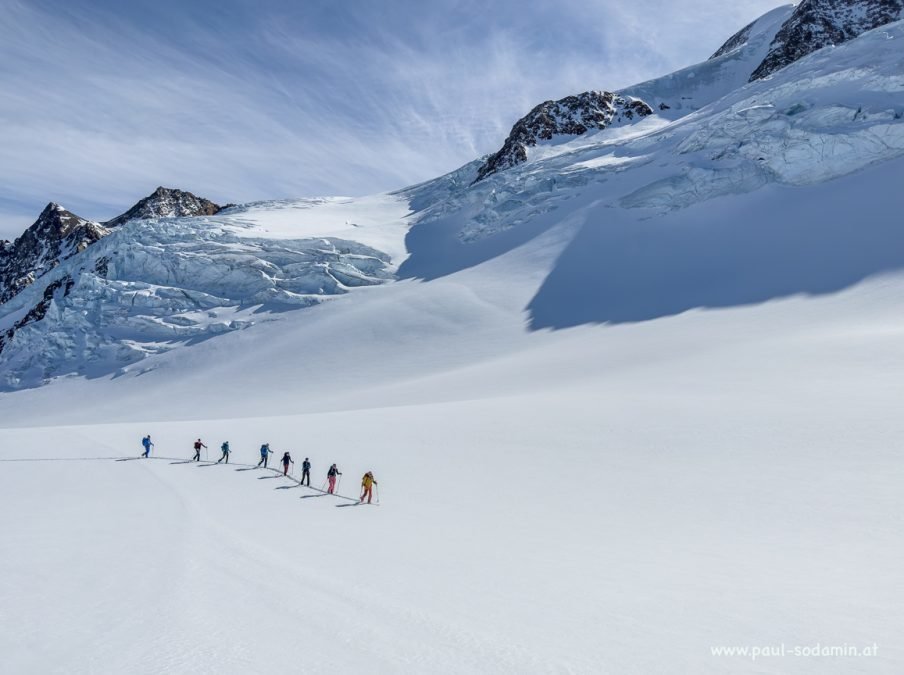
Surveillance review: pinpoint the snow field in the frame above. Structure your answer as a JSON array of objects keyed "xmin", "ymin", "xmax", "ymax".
[{"xmin": 3, "ymin": 271, "xmax": 904, "ymax": 672}]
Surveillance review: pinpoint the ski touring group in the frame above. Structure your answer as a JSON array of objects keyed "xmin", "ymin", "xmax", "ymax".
[{"xmin": 139, "ymin": 435, "xmax": 379, "ymax": 504}]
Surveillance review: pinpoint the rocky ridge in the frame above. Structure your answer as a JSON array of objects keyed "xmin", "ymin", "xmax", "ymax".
[
  {"xmin": 475, "ymin": 91, "xmax": 653, "ymax": 181},
  {"xmin": 749, "ymin": 0, "xmax": 904, "ymax": 80},
  {"xmin": 0, "ymin": 204, "xmax": 107, "ymax": 305},
  {"xmin": 104, "ymin": 186, "xmax": 224, "ymax": 227}
]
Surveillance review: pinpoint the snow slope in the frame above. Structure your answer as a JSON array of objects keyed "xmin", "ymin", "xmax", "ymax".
[
  {"xmin": 623, "ymin": 4, "xmax": 795, "ymax": 117},
  {"xmin": 2, "ymin": 264, "xmax": 903, "ymax": 674},
  {"xmin": 2, "ymin": 10, "xmax": 904, "ymax": 675},
  {"xmin": 400, "ymin": 19, "xmax": 904, "ymax": 297}
]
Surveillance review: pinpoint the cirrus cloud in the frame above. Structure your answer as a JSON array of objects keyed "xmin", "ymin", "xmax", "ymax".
[{"xmin": 0, "ymin": 0, "xmax": 786, "ymax": 238}]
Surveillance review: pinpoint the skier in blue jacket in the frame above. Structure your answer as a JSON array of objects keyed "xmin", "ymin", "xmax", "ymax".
[
  {"xmin": 257, "ymin": 443, "xmax": 273, "ymax": 468},
  {"xmin": 216, "ymin": 441, "xmax": 231, "ymax": 464},
  {"xmin": 141, "ymin": 435, "xmax": 153, "ymax": 458}
]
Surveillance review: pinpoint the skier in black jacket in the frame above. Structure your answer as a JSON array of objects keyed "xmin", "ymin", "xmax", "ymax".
[
  {"xmin": 281, "ymin": 452, "xmax": 294, "ymax": 476},
  {"xmin": 192, "ymin": 438, "xmax": 207, "ymax": 462}
]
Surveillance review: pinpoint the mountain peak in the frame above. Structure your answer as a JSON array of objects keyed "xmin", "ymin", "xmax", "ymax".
[
  {"xmin": 0, "ymin": 203, "xmax": 107, "ymax": 305},
  {"xmin": 750, "ymin": 0, "xmax": 904, "ymax": 80},
  {"xmin": 0, "ymin": 187, "xmax": 227, "ymax": 308},
  {"xmin": 105, "ymin": 187, "xmax": 224, "ymax": 228},
  {"xmin": 38, "ymin": 202, "xmax": 65, "ymax": 217},
  {"xmin": 32, "ymin": 202, "xmax": 96, "ymax": 238},
  {"xmin": 475, "ymin": 91, "xmax": 653, "ymax": 182}
]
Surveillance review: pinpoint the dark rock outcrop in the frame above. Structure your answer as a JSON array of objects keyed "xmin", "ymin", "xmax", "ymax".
[
  {"xmin": 475, "ymin": 91, "xmax": 653, "ymax": 181},
  {"xmin": 105, "ymin": 186, "xmax": 223, "ymax": 227},
  {"xmin": 0, "ymin": 275, "xmax": 74, "ymax": 357},
  {"xmin": 750, "ymin": 0, "xmax": 904, "ymax": 81},
  {"xmin": 0, "ymin": 204, "xmax": 106, "ymax": 305}
]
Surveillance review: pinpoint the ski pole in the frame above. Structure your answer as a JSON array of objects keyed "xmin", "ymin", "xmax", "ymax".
[{"xmin": 376, "ymin": 483, "xmax": 380, "ymax": 504}]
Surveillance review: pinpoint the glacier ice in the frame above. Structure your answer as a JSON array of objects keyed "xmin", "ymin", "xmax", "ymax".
[{"xmin": 0, "ymin": 213, "xmax": 394, "ymax": 389}]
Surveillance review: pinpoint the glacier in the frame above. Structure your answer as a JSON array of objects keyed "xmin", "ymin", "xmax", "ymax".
[
  {"xmin": 3, "ymin": 20, "xmax": 904, "ymax": 389},
  {"xmin": 0, "ymin": 201, "xmax": 403, "ymax": 389}
]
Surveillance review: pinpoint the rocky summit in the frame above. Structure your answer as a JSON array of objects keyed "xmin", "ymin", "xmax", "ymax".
[
  {"xmin": 750, "ymin": 0, "xmax": 904, "ymax": 80},
  {"xmin": 104, "ymin": 186, "xmax": 223, "ymax": 227},
  {"xmin": 0, "ymin": 203, "xmax": 107, "ymax": 305},
  {"xmin": 475, "ymin": 91, "xmax": 653, "ymax": 181}
]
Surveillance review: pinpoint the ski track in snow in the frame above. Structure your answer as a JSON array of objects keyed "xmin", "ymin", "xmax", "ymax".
[{"xmin": 0, "ymin": 453, "xmax": 578, "ymax": 673}]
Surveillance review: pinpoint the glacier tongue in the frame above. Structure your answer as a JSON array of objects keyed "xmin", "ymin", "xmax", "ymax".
[{"xmin": 0, "ymin": 210, "xmax": 396, "ymax": 390}]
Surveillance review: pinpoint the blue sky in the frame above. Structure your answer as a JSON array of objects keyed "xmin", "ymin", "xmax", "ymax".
[{"xmin": 1, "ymin": 0, "xmax": 784, "ymax": 237}]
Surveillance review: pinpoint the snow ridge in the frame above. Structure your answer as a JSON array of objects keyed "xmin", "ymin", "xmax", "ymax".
[
  {"xmin": 710, "ymin": 19, "xmax": 758, "ymax": 60},
  {"xmin": 624, "ymin": 5, "xmax": 794, "ymax": 118}
]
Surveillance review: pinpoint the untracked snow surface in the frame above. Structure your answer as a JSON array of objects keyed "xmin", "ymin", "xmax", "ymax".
[{"xmin": 2, "ymin": 12, "xmax": 904, "ymax": 675}]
